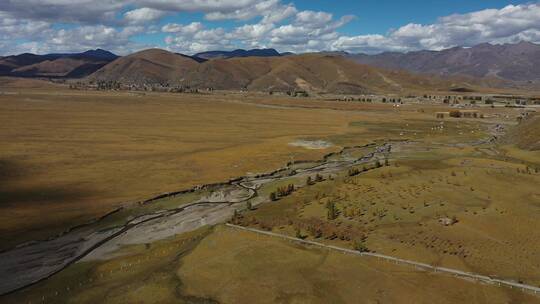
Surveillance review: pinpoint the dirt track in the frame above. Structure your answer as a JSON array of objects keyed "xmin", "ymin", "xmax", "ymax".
[{"xmin": 225, "ymin": 224, "xmax": 540, "ymax": 297}]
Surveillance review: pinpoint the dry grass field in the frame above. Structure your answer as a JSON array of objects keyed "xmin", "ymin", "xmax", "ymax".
[
  {"xmin": 0, "ymin": 87, "xmax": 366, "ymax": 247},
  {"xmin": 0, "ymin": 84, "xmax": 439, "ymax": 248},
  {"xmin": 5, "ymin": 225, "xmax": 538, "ymax": 304},
  {"xmin": 2, "ymin": 81, "xmax": 540, "ymax": 303}
]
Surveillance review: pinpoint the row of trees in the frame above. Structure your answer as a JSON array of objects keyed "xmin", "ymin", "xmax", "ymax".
[
  {"xmin": 347, "ymin": 159, "xmax": 388, "ymax": 177},
  {"xmin": 235, "ymin": 214, "xmax": 367, "ymax": 244},
  {"xmin": 381, "ymin": 98, "xmax": 402, "ymax": 103},
  {"xmin": 286, "ymin": 90, "xmax": 309, "ymax": 97},
  {"xmin": 306, "ymin": 173, "xmax": 324, "ymax": 185},
  {"xmin": 269, "ymin": 184, "xmax": 296, "ymax": 201}
]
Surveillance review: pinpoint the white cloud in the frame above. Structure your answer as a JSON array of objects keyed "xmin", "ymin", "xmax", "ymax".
[
  {"xmin": 136, "ymin": 0, "xmax": 265, "ymax": 14},
  {"xmin": 268, "ymin": 13, "xmax": 354, "ymax": 49},
  {"xmin": 0, "ymin": 0, "xmax": 276, "ymax": 24},
  {"xmin": 295, "ymin": 11, "xmax": 333, "ymax": 28},
  {"xmin": 261, "ymin": 3, "xmax": 296, "ymax": 24},
  {"xmin": 2, "ymin": 1, "xmax": 540, "ymax": 56},
  {"xmin": 1, "ymin": 24, "xmax": 148, "ymax": 55},
  {"xmin": 124, "ymin": 7, "xmax": 167, "ymax": 25},
  {"xmin": 164, "ymin": 22, "xmax": 233, "ymax": 54},
  {"xmin": 162, "ymin": 22, "xmax": 203, "ymax": 34},
  {"xmin": 233, "ymin": 23, "xmax": 275, "ymax": 40},
  {"xmin": 0, "ymin": 0, "xmax": 124, "ymax": 24},
  {"xmin": 0, "ymin": 11, "xmax": 52, "ymax": 40},
  {"xmin": 332, "ymin": 3, "xmax": 540, "ymax": 53},
  {"xmin": 205, "ymin": 0, "xmax": 283, "ymax": 21}
]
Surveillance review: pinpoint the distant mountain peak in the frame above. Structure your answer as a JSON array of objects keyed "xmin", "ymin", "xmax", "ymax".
[
  {"xmin": 348, "ymin": 41, "xmax": 540, "ymax": 82},
  {"xmin": 516, "ymin": 40, "xmax": 534, "ymax": 46},
  {"xmin": 194, "ymin": 48, "xmax": 281, "ymax": 60},
  {"xmin": 80, "ymin": 49, "xmax": 118, "ymax": 60},
  {"xmin": 0, "ymin": 49, "xmax": 119, "ymax": 78}
]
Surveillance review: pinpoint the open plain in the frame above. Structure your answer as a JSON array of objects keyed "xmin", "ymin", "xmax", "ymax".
[
  {"xmin": 1, "ymin": 78, "xmax": 540, "ymax": 303},
  {"xmin": 2, "ymin": 1, "xmax": 540, "ymax": 303},
  {"xmin": 0, "ymin": 84, "xmax": 364, "ymax": 248}
]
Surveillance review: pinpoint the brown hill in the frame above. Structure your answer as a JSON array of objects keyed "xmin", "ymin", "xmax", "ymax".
[
  {"xmin": 188, "ymin": 54, "xmax": 459, "ymax": 93},
  {"xmin": 90, "ymin": 49, "xmax": 489, "ymax": 94},
  {"xmin": 0, "ymin": 49, "xmax": 118, "ymax": 78},
  {"xmin": 504, "ymin": 113, "xmax": 540, "ymax": 150},
  {"xmin": 13, "ymin": 58, "xmax": 95, "ymax": 77},
  {"xmin": 89, "ymin": 49, "xmax": 201, "ymax": 84}
]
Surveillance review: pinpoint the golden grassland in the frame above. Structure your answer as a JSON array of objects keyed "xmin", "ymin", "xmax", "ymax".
[
  {"xmin": 3, "ymin": 82, "xmax": 540, "ymax": 303},
  {"xmin": 5, "ymin": 225, "xmax": 538, "ymax": 304},
  {"xmin": 233, "ymin": 120, "xmax": 540, "ymax": 289},
  {"xmin": 0, "ymin": 87, "xmax": 369, "ymax": 247},
  {"xmin": 1, "ymin": 227, "xmax": 215, "ymax": 304},
  {"xmin": 177, "ymin": 226, "xmax": 538, "ymax": 304},
  {"xmin": 0, "ymin": 84, "xmax": 461, "ymax": 247},
  {"xmin": 0, "ymin": 85, "xmax": 525, "ymax": 248}
]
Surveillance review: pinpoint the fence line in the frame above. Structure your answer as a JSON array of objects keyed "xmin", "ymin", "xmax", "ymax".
[{"xmin": 225, "ymin": 224, "xmax": 540, "ymax": 296}]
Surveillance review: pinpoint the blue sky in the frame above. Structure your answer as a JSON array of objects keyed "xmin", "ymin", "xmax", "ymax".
[
  {"xmin": 0, "ymin": 0, "xmax": 539, "ymax": 55},
  {"xmin": 134, "ymin": 1, "xmax": 532, "ymax": 44},
  {"xmin": 312, "ymin": 0, "xmax": 529, "ymax": 34}
]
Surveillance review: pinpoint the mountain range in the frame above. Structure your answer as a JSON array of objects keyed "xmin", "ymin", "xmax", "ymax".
[
  {"xmin": 194, "ymin": 48, "xmax": 283, "ymax": 60},
  {"xmin": 0, "ymin": 49, "xmax": 118, "ymax": 78},
  {"xmin": 88, "ymin": 48, "xmax": 502, "ymax": 94},
  {"xmin": 348, "ymin": 41, "xmax": 540, "ymax": 82},
  {"xmin": 1, "ymin": 42, "xmax": 539, "ymax": 93}
]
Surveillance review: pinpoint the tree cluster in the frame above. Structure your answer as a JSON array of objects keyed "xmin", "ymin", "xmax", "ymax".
[{"xmin": 269, "ymin": 184, "xmax": 295, "ymax": 201}]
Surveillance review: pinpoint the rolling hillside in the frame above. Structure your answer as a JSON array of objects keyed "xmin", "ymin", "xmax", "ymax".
[
  {"xmin": 0, "ymin": 49, "xmax": 118, "ymax": 78},
  {"xmin": 504, "ymin": 114, "xmax": 540, "ymax": 150},
  {"xmin": 88, "ymin": 49, "xmax": 201, "ymax": 84},
  {"xmin": 88, "ymin": 49, "xmax": 485, "ymax": 94}
]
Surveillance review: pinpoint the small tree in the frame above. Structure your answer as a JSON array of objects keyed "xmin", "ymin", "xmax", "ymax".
[
  {"xmin": 326, "ymin": 201, "xmax": 338, "ymax": 220},
  {"xmin": 353, "ymin": 240, "xmax": 369, "ymax": 252},
  {"xmin": 449, "ymin": 110, "xmax": 462, "ymax": 118},
  {"xmin": 315, "ymin": 173, "xmax": 324, "ymax": 182},
  {"xmin": 306, "ymin": 176, "xmax": 314, "ymax": 186},
  {"xmin": 270, "ymin": 192, "xmax": 278, "ymax": 201},
  {"xmin": 375, "ymin": 160, "xmax": 382, "ymax": 168},
  {"xmin": 348, "ymin": 168, "xmax": 360, "ymax": 176},
  {"xmin": 246, "ymin": 201, "xmax": 253, "ymax": 210},
  {"xmin": 295, "ymin": 228, "xmax": 305, "ymax": 239},
  {"xmin": 287, "ymin": 184, "xmax": 295, "ymax": 194}
]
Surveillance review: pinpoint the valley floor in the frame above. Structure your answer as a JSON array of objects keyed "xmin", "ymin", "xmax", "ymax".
[{"xmin": 1, "ymin": 85, "xmax": 539, "ymax": 303}]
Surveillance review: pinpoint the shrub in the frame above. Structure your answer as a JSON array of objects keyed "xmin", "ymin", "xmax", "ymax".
[
  {"xmin": 274, "ymin": 184, "xmax": 296, "ymax": 199},
  {"xmin": 348, "ymin": 168, "xmax": 360, "ymax": 176},
  {"xmin": 295, "ymin": 228, "xmax": 306, "ymax": 239},
  {"xmin": 326, "ymin": 201, "xmax": 338, "ymax": 220},
  {"xmin": 353, "ymin": 240, "xmax": 369, "ymax": 252},
  {"xmin": 449, "ymin": 110, "xmax": 462, "ymax": 118}
]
